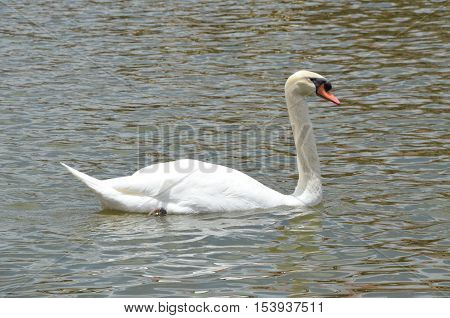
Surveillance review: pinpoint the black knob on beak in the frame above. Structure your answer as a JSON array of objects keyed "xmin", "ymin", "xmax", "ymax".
[{"xmin": 310, "ymin": 78, "xmax": 332, "ymax": 92}]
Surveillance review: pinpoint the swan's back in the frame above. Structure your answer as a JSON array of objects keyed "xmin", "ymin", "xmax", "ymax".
[{"xmin": 102, "ymin": 159, "xmax": 295, "ymax": 213}]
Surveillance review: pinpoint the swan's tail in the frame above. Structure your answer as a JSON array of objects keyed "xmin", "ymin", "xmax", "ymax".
[
  {"xmin": 61, "ymin": 163, "xmax": 161, "ymax": 213},
  {"xmin": 60, "ymin": 162, "xmax": 118, "ymax": 199}
]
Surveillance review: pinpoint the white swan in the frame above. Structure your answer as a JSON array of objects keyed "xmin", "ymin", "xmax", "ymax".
[{"xmin": 62, "ymin": 70, "xmax": 340, "ymax": 214}]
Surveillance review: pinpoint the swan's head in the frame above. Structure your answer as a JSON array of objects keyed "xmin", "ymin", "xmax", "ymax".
[{"xmin": 285, "ymin": 70, "xmax": 340, "ymax": 105}]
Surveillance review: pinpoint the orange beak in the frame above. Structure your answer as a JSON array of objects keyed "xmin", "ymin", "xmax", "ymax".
[{"xmin": 317, "ymin": 84, "xmax": 340, "ymax": 105}]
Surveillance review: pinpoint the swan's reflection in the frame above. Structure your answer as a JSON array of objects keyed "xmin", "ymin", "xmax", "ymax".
[{"xmin": 79, "ymin": 207, "xmax": 323, "ymax": 296}]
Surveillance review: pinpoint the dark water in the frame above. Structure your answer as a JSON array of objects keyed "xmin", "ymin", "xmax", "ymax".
[{"xmin": 1, "ymin": 0, "xmax": 449, "ymax": 297}]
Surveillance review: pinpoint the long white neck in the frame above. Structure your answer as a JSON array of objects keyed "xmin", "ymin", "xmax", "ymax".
[{"xmin": 285, "ymin": 87, "xmax": 322, "ymax": 205}]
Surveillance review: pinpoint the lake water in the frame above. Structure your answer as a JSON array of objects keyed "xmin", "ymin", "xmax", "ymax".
[{"xmin": 1, "ymin": 0, "xmax": 449, "ymax": 297}]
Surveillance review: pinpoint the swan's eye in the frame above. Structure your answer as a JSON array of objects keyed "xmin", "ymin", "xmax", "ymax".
[{"xmin": 310, "ymin": 78, "xmax": 324, "ymax": 86}]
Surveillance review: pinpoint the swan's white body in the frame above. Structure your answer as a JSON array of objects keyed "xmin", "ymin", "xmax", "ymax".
[
  {"xmin": 62, "ymin": 70, "xmax": 337, "ymax": 214},
  {"xmin": 62, "ymin": 159, "xmax": 303, "ymax": 213}
]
